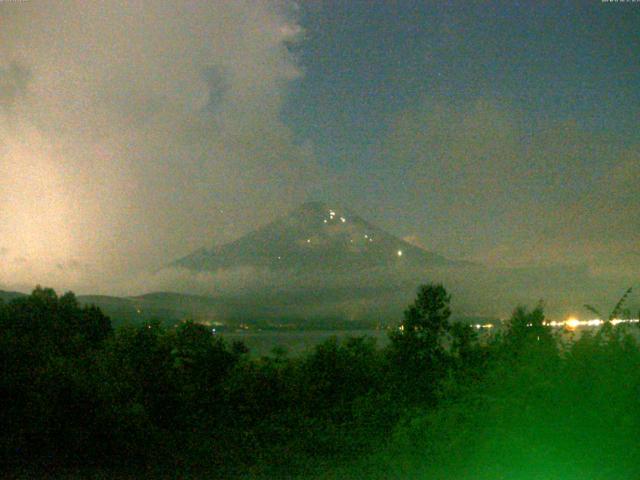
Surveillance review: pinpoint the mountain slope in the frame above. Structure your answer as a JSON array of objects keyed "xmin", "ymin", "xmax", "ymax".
[
  {"xmin": 174, "ymin": 201, "xmax": 466, "ymax": 273},
  {"xmin": 0, "ymin": 290, "xmax": 26, "ymax": 303}
]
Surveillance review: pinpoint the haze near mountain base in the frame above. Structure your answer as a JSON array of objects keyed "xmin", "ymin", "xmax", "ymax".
[{"xmin": 125, "ymin": 201, "xmax": 627, "ymax": 324}]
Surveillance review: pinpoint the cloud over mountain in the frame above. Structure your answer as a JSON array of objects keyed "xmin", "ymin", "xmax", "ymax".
[{"xmin": 0, "ymin": 1, "xmax": 316, "ymax": 291}]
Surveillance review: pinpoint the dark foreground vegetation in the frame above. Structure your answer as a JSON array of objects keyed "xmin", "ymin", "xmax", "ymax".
[{"xmin": 1, "ymin": 285, "xmax": 639, "ymax": 478}]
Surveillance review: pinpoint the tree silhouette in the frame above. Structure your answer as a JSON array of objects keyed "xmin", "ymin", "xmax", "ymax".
[
  {"xmin": 388, "ymin": 283, "xmax": 452, "ymax": 403},
  {"xmin": 584, "ymin": 287, "xmax": 633, "ymax": 323}
]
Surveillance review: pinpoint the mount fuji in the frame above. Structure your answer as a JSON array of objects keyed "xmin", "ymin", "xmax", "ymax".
[{"xmin": 173, "ymin": 201, "xmax": 469, "ymax": 273}]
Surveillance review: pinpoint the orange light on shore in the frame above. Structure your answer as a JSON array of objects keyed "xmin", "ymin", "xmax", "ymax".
[{"xmin": 565, "ymin": 317, "xmax": 580, "ymax": 330}]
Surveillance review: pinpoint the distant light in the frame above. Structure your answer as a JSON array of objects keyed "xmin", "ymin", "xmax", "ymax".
[
  {"xmin": 364, "ymin": 234, "xmax": 368, "ymax": 239},
  {"xmin": 340, "ymin": 217, "xmax": 346, "ymax": 223},
  {"xmin": 475, "ymin": 323, "xmax": 493, "ymax": 329},
  {"xmin": 397, "ymin": 250, "xmax": 403, "ymax": 257},
  {"xmin": 565, "ymin": 317, "xmax": 580, "ymax": 330},
  {"xmin": 306, "ymin": 238, "xmax": 311, "ymax": 243},
  {"xmin": 543, "ymin": 318, "xmax": 639, "ymax": 328},
  {"xmin": 277, "ymin": 256, "xmax": 282, "ymax": 260},
  {"xmin": 323, "ymin": 219, "xmax": 328, "ymax": 224}
]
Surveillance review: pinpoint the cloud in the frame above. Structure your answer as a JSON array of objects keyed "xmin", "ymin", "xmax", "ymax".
[
  {"xmin": 382, "ymin": 98, "xmax": 640, "ymax": 280},
  {"xmin": 0, "ymin": 1, "xmax": 318, "ymax": 292},
  {"xmin": 0, "ymin": 62, "xmax": 30, "ymax": 110},
  {"xmin": 104, "ymin": 257, "xmax": 632, "ymax": 321}
]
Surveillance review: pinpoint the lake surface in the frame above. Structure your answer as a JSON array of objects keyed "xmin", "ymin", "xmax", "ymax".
[{"xmin": 217, "ymin": 322, "xmax": 640, "ymax": 357}]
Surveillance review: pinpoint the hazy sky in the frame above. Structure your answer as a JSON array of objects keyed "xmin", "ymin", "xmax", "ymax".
[{"xmin": 0, "ymin": 1, "xmax": 638, "ymax": 294}]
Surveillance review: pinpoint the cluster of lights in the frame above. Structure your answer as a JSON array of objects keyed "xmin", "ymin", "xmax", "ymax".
[
  {"xmin": 323, "ymin": 209, "xmax": 348, "ymax": 224},
  {"xmin": 470, "ymin": 318, "xmax": 640, "ymax": 331},
  {"xmin": 398, "ymin": 323, "xmax": 494, "ymax": 332},
  {"xmin": 473, "ymin": 323, "xmax": 494, "ymax": 329},
  {"xmin": 310, "ymin": 209, "xmax": 408, "ymax": 259},
  {"xmin": 397, "ymin": 318, "xmax": 640, "ymax": 335},
  {"xmin": 545, "ymin": 317, "xmax": 640, "ymax": 329},
  {"xmin": 320, "ymin": 208, "xmax": 379, "ymax": 246}
]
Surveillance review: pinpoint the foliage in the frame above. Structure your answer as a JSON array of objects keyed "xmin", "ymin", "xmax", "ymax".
[
  {"xmin": 388, "ymin": 283, "xmax": 452, "ymax": 403},
  {"xmin": 1, "ymin": 285, "xmax": 640, "ymax": 479},
  {"xmin": 585, "ymin": 286, "xmax": 633, "ymax": 322}
]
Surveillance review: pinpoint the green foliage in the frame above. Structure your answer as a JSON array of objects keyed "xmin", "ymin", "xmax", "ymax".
[
  {"xmin": 585, "ymin": 286, "xmax": 633, "ymax": 322},
  {"xmin": 2, "ymin": 285, "xmax": 640, "ymax": 479},
  {"xmin": 388, "ymin": 283, "xmax": 452, "ymax": 403},
  {"xmin": 395, "ymin": 283, "xmax": 452, "ymax": 341},
  {"xmin": 503, "ymin": 303, "xmax": 556, "ymax": 355},
  {"xmin": 0, "ymin": 287, "xmax": 113, "ymax": 466}
]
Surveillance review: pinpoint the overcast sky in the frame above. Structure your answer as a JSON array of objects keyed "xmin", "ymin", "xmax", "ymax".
[{"xmin": 0, "ymin": 1, "xmax": 638, "ymax": 295}]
